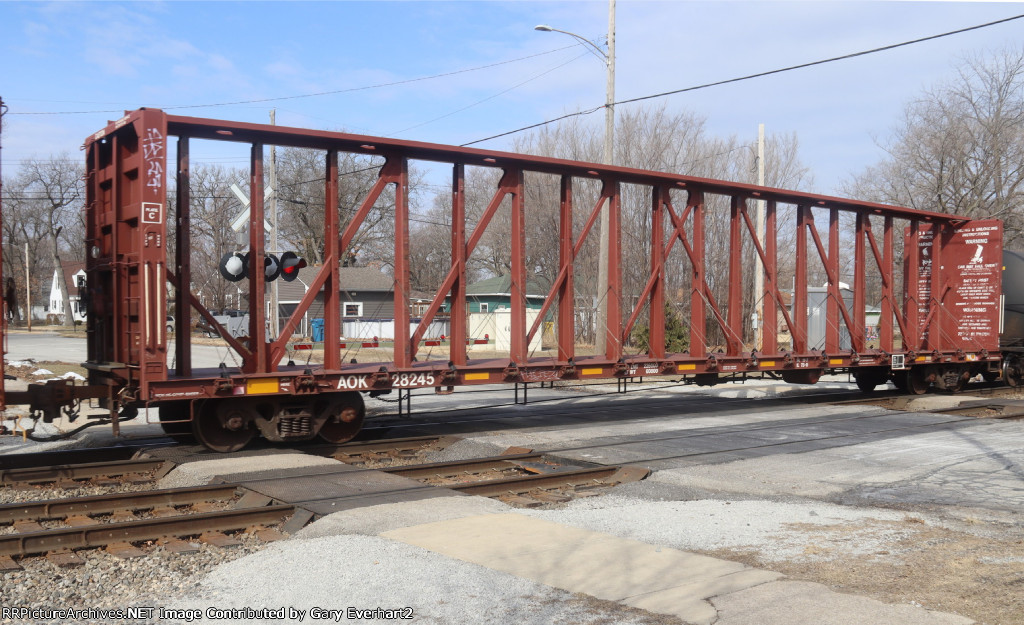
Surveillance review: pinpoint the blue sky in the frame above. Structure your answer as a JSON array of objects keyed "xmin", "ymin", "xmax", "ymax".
[{"xmin": 1, "ymin": 1, "xmax": 1022, "ymax": 196}]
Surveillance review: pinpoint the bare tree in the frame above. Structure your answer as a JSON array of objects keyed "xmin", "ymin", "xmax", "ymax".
[
  {"xmin": 275, "ymin": 148, "xmax": 425, "ymax": 271},
  {"xmin": 844, "ymin": 46, "xmax": 1024, "ymax": 247},
  {"xmin": 13, "ymin": 154, "xmax": 84, "ymax": 327},
  {"xmin": 1, "ymin": 175, "xmax": 50, "ymax": 322},
  {"xmin": 404, "ymin": 104, "xmax": 814, "ymax": 348},
  {"xmin": 186, "ymin": 165, "xmax": 248, "ymax": 312},
  {"xmin": 509, "ymin": 105, "xmax": 812, "ymax": 347}
]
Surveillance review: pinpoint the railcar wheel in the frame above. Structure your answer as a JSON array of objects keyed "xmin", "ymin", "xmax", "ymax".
[
  {"xmin": 158, "ymin": 402, "xmax": 194, "ymax": 438},
  {"xmin": 317, "ymin": 392, "xmax": 365, "ymax": 444},
  {"xmin": 1003, "ymin": 357, "xmax": 1023, "ymax": 388},
  {"xmin": 193, "ymin": 400, "xmax": 255, "ymax": 453}
]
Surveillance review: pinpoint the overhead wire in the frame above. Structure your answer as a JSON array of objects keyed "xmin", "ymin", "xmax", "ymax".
[
  {"xmin": 388, "ymin": 51, "xmax": 590, "ymax": 136},
  {"xmin": 460, "ymin": 12, "xmax": 1024, "ymax": 147}
]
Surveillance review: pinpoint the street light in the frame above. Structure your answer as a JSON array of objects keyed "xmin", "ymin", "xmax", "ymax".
[
  {"xmin": 535, "ymin": 1, "xmax": 616, "ymax": 354},
  {"xmin": 533, "ymin": 25, "xmax": 609, "ymax": 65}
]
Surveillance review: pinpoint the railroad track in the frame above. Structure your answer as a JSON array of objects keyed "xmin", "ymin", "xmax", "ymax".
[
  {"xmin": 0, "ymin": 434, "xmax": 649, "ymax": 569},
  {"xmin": 835, "ymin": 384, "xmax": 1024, "ymax": 418},
  {"xmin": 382, "ymin": 453, "xmax": 649, "ymax": 506},
  {"xmin": 0, "ymin": 457, "xmax": 175, "ymax": 488},
  {"xmin": 0, "ymin": 483, "xmax": 301, "ymax": 570},
  {"xmin": 7, "ymin": 382, "xmax": 1013, "ymax": 567},
  {"xmin": 304, "ymin": 434, "xmax": 460, "ymax": 467},
  {"xmin": 322, "ymin": 440, "xmax": 651, "ymax": 508}
]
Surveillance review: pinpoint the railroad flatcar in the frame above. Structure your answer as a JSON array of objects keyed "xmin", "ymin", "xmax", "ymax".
[{"xmin": 0, "ymin": 109, "xmax": 1016, "ymax": 452}]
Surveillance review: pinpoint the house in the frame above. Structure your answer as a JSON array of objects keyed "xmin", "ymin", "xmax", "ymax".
[
  {"xmin": 276, "ymin": 264, "xmax": 446, "ymax": 340},
  {"xmin": 49, "ymin": 261, "xmax": 87, "ymax": 323},
  {"xmin": 463, "ymin": 275, "xmax": 552, "ymax": 352},
  {"xmin": 278, "ymin": 265, "xmax": 395, "ymax": 320},
  {"xmin": 464, "ymin": 274, "xmax": 549, "ymax": 313}
]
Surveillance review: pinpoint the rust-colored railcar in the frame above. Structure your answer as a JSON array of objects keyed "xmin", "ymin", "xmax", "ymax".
[{"xmin": 0, "ymin": 109, "xmax": 1014, "ymax": 451}]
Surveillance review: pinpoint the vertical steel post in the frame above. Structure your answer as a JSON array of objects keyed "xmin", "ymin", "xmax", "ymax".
[
  {"xmin": 558, "ymin": 175, "xmax": 575, "ymax": 363},
  {"xmin": 763, "ymin": 201, "xmax": 778, "ymax": 354},
  {"xmin": 323, "ymin": 150, "xmax": 341, "ymax": 370},
  {"xmin": 929, "ymin": 223, "xmax": 944, "ymax": 352},
  {"xmin": 449, "ymin": 164, "xmax": 468, "ymax": 367},
  {"xmin": 109, "ymin": 134, "xmax": 122, "ymax": 365},
  {"xmin": 881, "ymin": 216, "xmax": 894, "ymax": 351},
  {"xmin": 174, "ymin": 137, "xmax": 191, "ymax": 377},
  {"xmin": 904, "ymin": 220, "xmax": 920, "ymax": 351},
  {"xmin": 393, "ymin": 158, "xmax": 412, "ymax": 369},
  {"xmin": 649, "ymin": 186, "xmax": 665, "ymax": 359},
  {"xmin": 604, "ymin": 181, "xmax": 622, "ymax": 361},
  {"xmin": 792, "ymin": 205, "xmax": 809, "ymax": 353},
  {"xmin": 689, "ymin": 191, "xmax": 706, "ymax": 357},
  {"xmin": 728, "ymin": 196, "xmax": 744, "ymax": 356},
  {"xmin": 136, "ymin": 109, "xmax": 170, "ymax": 396},
  {"xmin": 853, "ymin": 213, "xmax": 867, "ymax": 352},
  {"xmin": 510, "ymin": 169, "xmax": 527, "ymax": 364},
  {"xmin": 826, "ymin": 209, "xmax": 840, "ymax": 353},
  {"xmin": 0, "ymin": 97, "xmax": 5, "ymax": 411},
  {"xmin": 247, "ymin": 143, "xmax": 268, "ymax": 373}
]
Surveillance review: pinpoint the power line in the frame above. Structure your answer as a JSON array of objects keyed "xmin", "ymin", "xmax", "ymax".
[
  {"xmin": 5, "ymin": 43, "xmax": 585, "ymax": 116},
  {"xmin": 462, "ymin": 12, "xmax": 1024, "ymax": 147}
]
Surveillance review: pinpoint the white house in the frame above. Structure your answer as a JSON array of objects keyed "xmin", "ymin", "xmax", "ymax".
[{"xmin": 50, "ymin": 261, "xmax": 87, "ymax": 323}]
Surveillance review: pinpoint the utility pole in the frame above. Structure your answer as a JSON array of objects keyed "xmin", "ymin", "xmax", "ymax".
[
  {"xmin": 269, "ymin": 109, "xmax": 279, "ymax": 339},
  {"xmin": 595, "ymin": 0, "xmax": 616, "ymax": 354},
  {"xmin": 24, "ymin": 242, "xmax": 31, "ymax": 332},
  {"xmin": 754, "ymin": 123, "xmax": 766, "ymax": 351}
]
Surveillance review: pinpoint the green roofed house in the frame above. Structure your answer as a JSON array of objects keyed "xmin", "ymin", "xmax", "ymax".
[{"xmin": 465, "ymin": 274, "xmax": 549, "ymax": 313}]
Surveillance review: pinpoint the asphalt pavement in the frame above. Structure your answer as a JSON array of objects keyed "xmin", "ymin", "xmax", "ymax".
[{"xmin": 4, "ymin": 330, "xmax": 264, "ymax": 370}]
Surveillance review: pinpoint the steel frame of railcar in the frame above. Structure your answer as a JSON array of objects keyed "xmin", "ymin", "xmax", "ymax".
[{"xmin": 0, "ymin": 107, "xmax": 1006, "ymax": 446}]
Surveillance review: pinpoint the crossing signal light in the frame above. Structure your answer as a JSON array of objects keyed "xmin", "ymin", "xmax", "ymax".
[
  {"xmin": 219, "ymin": 252, "xmax": 249, "ymax": 282},
  {"xmin": 264, "ymin": 254, "xmax": 281, "ymax": 282},
  {"xmin": 219, "ymin": 251, "xmax": 305, "ymax": 282},
  {"xmin": 280, "ymin": 251, "xmax": 307, "ymax": 282}
]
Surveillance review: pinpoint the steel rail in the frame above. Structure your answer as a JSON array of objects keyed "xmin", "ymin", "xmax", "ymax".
[
  {"xmin": 0, "ymin": 504, "xmax": 294, "ymax": 558},
  {"xmin": 0, "ymin": 484, "xmax": 241, "ymax": 523},
  {"xmin": 0, "ymin": 443, "xmax": 173, "ymax": 471},
  {"xmin": 446, "ymin": 465, "xmax": 649, "ymax": 496},
  {"xmin": 0, "ymin": 458, "xmax": 172, "ymax": 486},
  {"xmin": 303, "ymin": 434, "xmax": 457, "ymax": 458},
  {"xmin": 382, "ymin": 452, "xmax": 548, "ymax": 479}
]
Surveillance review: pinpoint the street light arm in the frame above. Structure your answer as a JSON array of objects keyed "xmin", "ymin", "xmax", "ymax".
[{"xmin": 534, "ymin": 25, "xmax": 608, "ymax": 64}]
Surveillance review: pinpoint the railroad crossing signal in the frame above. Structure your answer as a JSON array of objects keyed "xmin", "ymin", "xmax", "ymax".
[
  {"xmin": 229, "ymin": 183, "xmax": 274, "ymax": 233},
  {"xmin": 219, "ymin": 251, "xmax": 249, "ymax": 282},
  {"xmin": 219, "ymin": 251, "xmax": 305, "ymax": 282},
  {"xmin": 279, "ymin": 251, "xmax": 307, "ymax": 282},
  {"xmin": 264, "ymin": 254, "xmax": 281, "ymax": 281}
]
